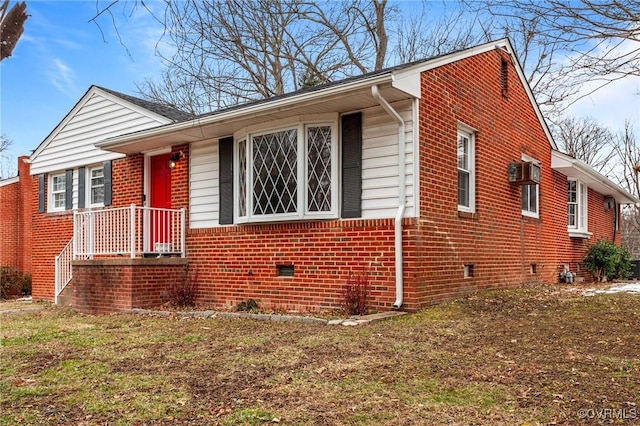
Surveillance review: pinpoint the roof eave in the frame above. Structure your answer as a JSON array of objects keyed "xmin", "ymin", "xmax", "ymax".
[
  {"xmin": 96, "ymin": 73, "xmax": 397, "ymax": 153},
  {"xmin": 551, "ymin": 151, "xmax": 639, "ymax": 204}
]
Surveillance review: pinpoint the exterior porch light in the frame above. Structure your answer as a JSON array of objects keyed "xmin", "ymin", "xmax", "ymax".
[{"xmin": 169, "ymin": 151, "xmax": 184, "ymax": 169}]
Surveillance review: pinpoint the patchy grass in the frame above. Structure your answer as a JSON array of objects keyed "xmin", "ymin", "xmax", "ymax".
[{"xmin": 1, "ymin": 285, "xmax": 639, "ymax": 425}]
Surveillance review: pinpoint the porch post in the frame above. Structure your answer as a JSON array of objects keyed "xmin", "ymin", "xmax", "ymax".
[
  {"xmin": 130, "ymin": 204, "xmax": 136, "ymax": 258},
  {"xmin": 180, "ymin": 208, "xmax": 186, "ymax": 258},
  {"xmin": 73, "ymin": 211, "xmax": 78, "ymax": 260}
]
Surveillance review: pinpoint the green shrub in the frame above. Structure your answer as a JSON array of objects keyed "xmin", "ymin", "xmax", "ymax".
[
  {"xmin": 0, "ymin": 266, "xmax": 31, "ymax": 299},
  {"xmin": 582, "ymin": 240, "xmax": 632, "ymax": 282}
]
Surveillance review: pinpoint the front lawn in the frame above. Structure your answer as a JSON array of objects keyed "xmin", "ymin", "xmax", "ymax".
[{"xmin": 1, "ymin": 285, "xmax": 638, "ymax": 425}]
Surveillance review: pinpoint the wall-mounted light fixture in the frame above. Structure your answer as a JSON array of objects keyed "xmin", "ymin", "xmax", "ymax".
[{"xmin": 169, "ymin": 151, "xmax": 184, "ymax": 169}]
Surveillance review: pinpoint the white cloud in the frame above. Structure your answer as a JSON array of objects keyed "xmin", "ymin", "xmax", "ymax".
[{"xmin": 49, "ymin": 58, "xmax": 76, "ymax": 94}]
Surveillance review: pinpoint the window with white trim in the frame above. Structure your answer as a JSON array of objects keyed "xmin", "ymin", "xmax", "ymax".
[
  {"xmin": 568, "ymin": 178, "xmax": 588, "ymax": 235},
  {"xmin": 88, "ymin": 166, "xmax": 105, "ymax": 206},
  {"xmin": 50, "ymin": 173, "xmax": 66, "ymax": 211},
  {"xmin": 236, "ymin": 120, "xmax": 338, "ymax": 222},
  {"xmin": 457, "ymin": 126, "xmax": 475, "ymax": 212},
  {"xmin": 521, "ymin": 156, "xmax": 540, "ymax": 218}
]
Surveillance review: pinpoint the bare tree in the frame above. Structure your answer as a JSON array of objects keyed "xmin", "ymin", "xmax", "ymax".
[
  {"xmin": 92, "ymin": 0, "xmax": 639, "ymax": 123},
  {"xmin": 130, "ymin": 0, "xmax": 397, "ymax": 113},
  {"xmin": 553, "ymin": 116, "xmax": 617, "ymax": 174},
  {"xmin": 393, "ymin": 4, "xmax": 491, "ymax": 63},
  {"xmin": 613, "ymin": 121, "xmax": 640, "ymax": 200},
  {"xmin": 463, "ymin": 0, "xmax": 640, "ymax": 117},
  {"xmin": 610, "ymin": 121, "xmax": 640, "ymax": 255},
  {"xmin": 0, "ymin": 134, "xmax": 14, "ymax": 179},
  {"xmin": 0, "ymin": 0, "xmax": 28, "ymax": 61}
]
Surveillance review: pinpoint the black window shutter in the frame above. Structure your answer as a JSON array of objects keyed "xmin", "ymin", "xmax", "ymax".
[
  {"xmin": 38, "ymin": 174, "xmax": 46, "ymax": 213},
  {"xmin": 78, "ymin": 167, "xmax": 86, "ymax": 208},
  {"xmin": 103, "ymin": 160, "xmax": 112, "ymax": 206},
  {"xmin": 65, "ymin": 169, "xmax": 73, "ymax": 210},
  {"xmin": 219, "ymin": 136, "xmax": 234, "ymax": 225},
  {"xmin": 341, "ymin": 112, "xmax": 363, "ymax": 218}
]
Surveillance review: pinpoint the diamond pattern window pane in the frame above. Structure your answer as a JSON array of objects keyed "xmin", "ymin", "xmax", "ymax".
[
  {"xmin": 307, "ymin": 125, "xmax": 332, "ymax": 212},
  {"xmin": 252, "ymin": 129, "xmax": 298, "ymax": 215},
  {"xmin": 238, "ymin": 140, "xmax": 247, "ymax": 217}
]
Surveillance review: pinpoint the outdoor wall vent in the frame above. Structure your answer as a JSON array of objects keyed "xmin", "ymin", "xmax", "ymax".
[
  {"xmin": 463, "ymin": 264, "xmax": 474, "ymax": 278},
  {"xmin": 508, "ymin": 161, "xmax": 541, "ymax": 185},
  {"xmin": 277, "ymin": 264, "xmax": 295, "ymax": 277}
]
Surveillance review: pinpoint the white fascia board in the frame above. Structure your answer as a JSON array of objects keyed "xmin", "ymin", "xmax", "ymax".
[
  {"xmin": 96, "ymin": 74, "xmax": 395, "ymax": 151},
  {"xmin": 0, "ymin": 176, "xmax": 19, "ymax": 187},
  {"xmin": 551, "ymin": 150, "xmax": 638, "ymax": 204}
]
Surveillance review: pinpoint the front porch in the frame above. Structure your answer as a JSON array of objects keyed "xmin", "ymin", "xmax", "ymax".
[
  {"xmin": 56, "ymin": 205, "xmax": 187, "ymax": 312},
  {"xmin": 71, "ymin": 257, "xmax": 188, "ymax": 315}
]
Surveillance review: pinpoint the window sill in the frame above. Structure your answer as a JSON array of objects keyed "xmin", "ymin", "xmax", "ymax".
[
  {"xmin": 236, "ymin": 214, "xmax": 339, "ymax": 225},
  {"xmin": 569, "ymin": 230, "xmax": 592, "ymax": 239},
  {"xmin": 457, "ymin": 211, "xmax": 478, "ymax": 220},
  {"xmin": 45, "ymin": 210, "xmax": 73, "ymax": 217}
]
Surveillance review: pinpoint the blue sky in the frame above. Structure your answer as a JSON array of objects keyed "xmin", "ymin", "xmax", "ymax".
[
  {"xmin": 1, "ymin": 1, "xmax": 163, "ymax": 165},
  {"xmin": 0, "ymin": 1, "xmax": 638, "ymax": 176}
]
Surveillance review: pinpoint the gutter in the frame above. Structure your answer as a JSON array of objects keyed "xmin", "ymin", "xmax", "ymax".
[{"xmin": 371, "ymin": 85, "xmax": 406, "ymax": 309}]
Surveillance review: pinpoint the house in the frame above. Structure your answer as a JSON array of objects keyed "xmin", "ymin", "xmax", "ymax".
[
  {"xmin": 7, "ymin": 38, "xmax": 636, "ymax": 314},
  {"xmin": 24, "ymin": 85, "xmax": 192, "ymax": 304},
  {"xmin": 0, "ymin": 156, "xmax": 32, "ymax": 274}
]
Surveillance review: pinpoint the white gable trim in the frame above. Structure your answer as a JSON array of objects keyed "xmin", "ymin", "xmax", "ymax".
[
  {"xmin": 0, "ymin": 176, "xmax": 19, "ymax": 187},
  {"xmin": 30, "ymin": 86, "xmax": 174, "ymax": 163}
]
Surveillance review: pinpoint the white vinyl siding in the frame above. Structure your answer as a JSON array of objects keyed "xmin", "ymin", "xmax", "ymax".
[
  {"xmin": 360, "ymin": 100, "xmax": 415, "ymax": 219},
  {"xmin": 30, "ymin": 90, "xmax": 172, "ymax": 175},
  {"xmin": 187, "ymin": 100, "xmax": 417, "ymax": 228},
  {"xmin": 189, "ymin": 140, "xmax": 219, "ymax": 228}
]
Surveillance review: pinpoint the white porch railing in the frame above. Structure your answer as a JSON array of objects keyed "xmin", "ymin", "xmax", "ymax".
[
  {"xmin": 73, "ymin": 205, "xmax": 186, "ymax": 259},
  {"xmin": 54, "ymin": 238, "xmax": 74, "ymax": 304}
]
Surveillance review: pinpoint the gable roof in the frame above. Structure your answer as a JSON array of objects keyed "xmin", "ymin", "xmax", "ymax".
[
  {"xmin": 29, "ymin": 86, "xmax": 192, "ymax": 175},
  {"xmin": 96, "ymin": 86, "xmax": 194, "ymax": 122},
  {"xmin": 100, "ymin": 38, "xmax": 555, "ymax": 154},
  {"xmin": 30, "ymin": 86, "xmax": 192, "ymax": 165}
]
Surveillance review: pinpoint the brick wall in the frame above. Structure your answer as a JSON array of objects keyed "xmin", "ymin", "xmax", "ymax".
[
  {"xmin": 185, "ymin": 218, "xmax": 418, "ymax": 312},
  {"xmin": 0, "ymin": 177, "xmax": 19, "ymax": 268},
  {"xmin": 410, "ymin": 48, "xmax": 617, "ymax": 306},
  {"xmin": 112, "ymin": 154, "xmax": 144, "ymax": 207},
  {"xmin": 30, "ymin": 176, "xmax": 74, "ymax": 300},
  {"xmin": 72, "ymin": 258, "xmax": 187, "ymax": 314},
  {"xmin": 0, "ymin": 156, "xmax": 32, "ymax": 273}
]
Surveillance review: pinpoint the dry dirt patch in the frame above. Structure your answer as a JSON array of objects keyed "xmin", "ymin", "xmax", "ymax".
[{"xmin": 1, "ymin": 285, "xmax": 639, "ymax": 425}]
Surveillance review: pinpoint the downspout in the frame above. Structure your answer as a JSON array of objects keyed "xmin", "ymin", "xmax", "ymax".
[{"xmin": 371, "ymin": 85, "xmax": 406, "ymax": 309}]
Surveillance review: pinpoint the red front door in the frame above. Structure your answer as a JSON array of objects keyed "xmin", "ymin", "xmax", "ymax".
[{"xmin": 149, "ymin": 153, "xmax": 172, "ymax": 252}]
